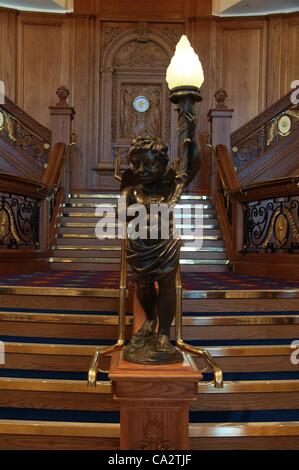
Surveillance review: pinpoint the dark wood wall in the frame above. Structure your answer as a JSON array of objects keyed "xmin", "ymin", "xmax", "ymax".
[{"xmin": 0, "ymin": 0, "xmax": 298, "ymax": 191}]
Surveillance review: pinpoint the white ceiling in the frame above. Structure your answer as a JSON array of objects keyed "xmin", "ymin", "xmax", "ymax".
[
  {"xmin": 0, "ymin": 0, "xmax": 73, "ymax": 12},
  {"xmin": 0, "ymin": 0, "xmax": 298, "ymax": 16},
  {"xmin": 220, "ymin": 0, "xmax": 299, "ymax": 16}
]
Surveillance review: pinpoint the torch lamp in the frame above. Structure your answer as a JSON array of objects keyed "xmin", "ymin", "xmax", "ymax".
[{"xmin": 166, "ymin": 35, "xmax": 204, "ymax": 199}]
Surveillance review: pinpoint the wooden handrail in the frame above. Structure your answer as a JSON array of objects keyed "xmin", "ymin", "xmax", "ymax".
[
  {"xmin": 215, "ymin": 144, "xmax": 240, "ymax": 192},
  {"xmin": 48, "ymin": 187, "xmax": 65, "ymax": 249},
  {"xmin": 231, "ymin": 90, "xmax": 293, "ymax": 145},
  {"xmin": 42, "ymin": 142, "xmax": 66, "ymax": 188},
  {"xmin": 230, "ymin": 175, "xmax": 299, "ymax": 203},
  {"xmin": 1, "ymin": 96, "xmax": 51, "ymax": 143},
  {"xmin": 215, "ymin": 144, "xmax": 299, "ymax": 202},
  {"xmin": 0, "ymin": 172, "xmax": 52, "ymax": 199},
  {"xmin": 213, "ymin": 145, "xmax": 241, "ymax": 261},
  {"xmin": 46, "ymin": 137, "xmax": 76, "ymax": 250}
]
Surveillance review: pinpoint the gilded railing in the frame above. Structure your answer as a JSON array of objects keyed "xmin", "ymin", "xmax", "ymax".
[
  {"xmin": 88, "ymin": 237, "xmax": 127, "ymax": 387},
  {"xmin": 175, "ymin": 268, "xmax": 223, "ymax": 389},
  {"xmin": 231, "ymin": 90, "xmax": 299, "ymax": 171},
  {"xmin": 0, "ymin": 97, "xmax": 51, "ymax": 167}
]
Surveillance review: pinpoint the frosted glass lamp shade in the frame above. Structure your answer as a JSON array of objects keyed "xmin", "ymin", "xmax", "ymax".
[{"xmin": 166, "ymin": 35, "xmax": 204, "ymax": 90}]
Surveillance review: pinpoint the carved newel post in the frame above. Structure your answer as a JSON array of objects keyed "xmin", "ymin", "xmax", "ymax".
[
  {"xmin": 109, "ymin": 36, "xmax": 204, "ymax": 450},
  {"xmin": 49, "ymin": 86, "xmax": 75, "ymax": 144},
  {"xmin": 208, "ymin": 89, "xmax": 234, "ymax": 199},
  {"xmin": 49, "ymin": 86, "xmax": 76, "ymax": 193}
]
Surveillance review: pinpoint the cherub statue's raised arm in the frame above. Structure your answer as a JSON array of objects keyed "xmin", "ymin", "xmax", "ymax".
[{"xmin": 120, "ymin": 35, "xmax": 203, "ymax": 364}]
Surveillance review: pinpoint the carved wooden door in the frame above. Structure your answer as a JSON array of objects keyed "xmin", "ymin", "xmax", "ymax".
[{"xmin": 98, "ymin": 23, "xmax": 184, "ymax": 187}]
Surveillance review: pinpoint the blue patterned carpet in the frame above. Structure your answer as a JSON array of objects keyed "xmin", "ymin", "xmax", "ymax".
[{"xmin": 0, "ymin": 270, "xmax": 298, "ymax": 290}]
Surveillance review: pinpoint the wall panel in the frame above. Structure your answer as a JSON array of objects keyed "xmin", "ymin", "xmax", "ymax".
[
  {"xmin": 74, "ymin": 0, "xmax": 186, "ymax": 19},
  {"xmin": 0, "ymin": 9, "xmax": 17, "ymax": 100},
  {"xmin": 0, "ymin": 6, "xmax": 298, "ymax": 190},
  {"xmin": 267, "ymin": 15, "xmax": 283, "ymax": 106},
  {"xmin": 188, "ymin": 17, "xmax": 217, "ymax": 133},
  {"xmin": 282, "ymin": 15, "xmax": 299, "ymax": 94},
  {"xmin": 69, "ymin": 15, "xmax": 99, "ymax": 190},
  {"xmin": 218, "ymin": 19, "xmax": 267, "ymax": 131},
  {"xmin": 17, "ymin": 14, "xmax": 66, "ymax": 127}
]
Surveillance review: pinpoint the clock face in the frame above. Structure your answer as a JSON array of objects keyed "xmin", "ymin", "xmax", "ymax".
[
  {"xmin": 277, "ymin": 114, "xmax": 292, "ymax": 136},
  {"xmin": 133, "ymin": 96, "xmax": 149, "ymax": 113}
]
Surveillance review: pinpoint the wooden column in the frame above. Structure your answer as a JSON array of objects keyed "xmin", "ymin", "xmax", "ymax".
[
  {"xmin": 109, "ymin": 351, "xmax": 201, "ymax": 450},
  {"xmin": 208, "ymin": 103, "xmax": 233, "ymax": 200}
]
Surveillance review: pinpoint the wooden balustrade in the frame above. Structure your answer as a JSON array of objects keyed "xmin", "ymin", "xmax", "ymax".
[
  {"xmin": 1, "ymin": 97, "xmax": 51, "ymax": 144},
  {"xmin": 231, "ymin": 89, "xmax": 299, "ymax": 182},
  {"xmin": 0, "ymin": 173, "xmax": 52, "ymax": 200},
  {"xmin": 213, "ymin": 144, "xmax": 241, "ymax": 262},
  {"xmin": 0, "ymin": 88, "xmax": 76, "ymax": 272},
  {"xmin": 0, "ymin": 97, "xmax": 52, "ymax": 180},
  {"xmin": 0, "ymin": 173, "xmax": 53, "ymax": 274},
  {"xmin": 214, "ymin": 143, "xmax": 299, "ymax": 279}
]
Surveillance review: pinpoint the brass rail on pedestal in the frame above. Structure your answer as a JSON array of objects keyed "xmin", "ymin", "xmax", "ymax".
[
  {"xmin": 175, "ymin": 268, "xmax": 223, "ymax": 389},
  {"xmin": 87, "ymin": 236, "xmax": 223, "ymax": 388},
  {"xmin": 87, "ymin": 238, "xmax": 127, "ymax": 387}
]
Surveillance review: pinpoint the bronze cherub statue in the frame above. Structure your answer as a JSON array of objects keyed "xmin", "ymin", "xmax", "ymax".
[{"xmin": 121, "ymin": 103, "xmax": 200, "ymax": 364}]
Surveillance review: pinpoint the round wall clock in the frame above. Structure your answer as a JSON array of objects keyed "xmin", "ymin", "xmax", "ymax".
[
  {"xmin": 133, "ymin": 96, "xmax": 150, "ymax": 113},
  {"xmin": 277, "ymin": 114, "xmax": 292, "ymax": 136}
]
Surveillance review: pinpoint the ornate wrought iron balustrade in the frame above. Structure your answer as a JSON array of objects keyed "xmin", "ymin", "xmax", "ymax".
[
  {"xmin": 0, "ymin": 192, "xmax": 40, "ymax": 248},
  {"xmin": 0, "ymin": 106, "xmax": 51, "ymax": 167},
  {"xmin": 243, "ymin": 195, "xmax": 299, "ymax": 253},
  {"xmin": 231, "ymin": 90, "xmax": 299, "ymax": 172}
]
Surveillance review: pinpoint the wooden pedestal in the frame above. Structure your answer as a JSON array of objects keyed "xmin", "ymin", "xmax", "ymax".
[{"xmin": 109, "ymin": 351, "xmax": 202, "ymax": 450}]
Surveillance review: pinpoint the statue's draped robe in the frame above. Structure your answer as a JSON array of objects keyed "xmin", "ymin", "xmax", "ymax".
[
  {"xmin": 123, "ymin": 169, "xmax": 181, "ymax": 282},
  {"xmin": 122, "ymin": 142, "xmax": 200, "ymax": 282}
]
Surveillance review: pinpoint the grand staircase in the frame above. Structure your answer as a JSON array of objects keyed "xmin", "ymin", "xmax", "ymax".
[
  {"xmin": 50, "ymin": 193, "xmax": 229, "ymax": 272},
  {"xmin": 1, "ymin": 259, "xmax": 299, "ymax": 448},
  {"xmin": 1, "ymin": 87, "xmax": 299, "ymax": 449}
]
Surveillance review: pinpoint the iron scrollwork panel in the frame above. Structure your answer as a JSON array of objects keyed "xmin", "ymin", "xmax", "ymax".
[
  {"xmin": 231, "ymin": 124, "xmax": 267, "ymax": 172},
  {"xmin": 244, "ymin": 196, "xmax": 299, "ymax": 253},
  {"xmin": 0, "ymin": 193, "xmax": 40, "ymax": 248}
]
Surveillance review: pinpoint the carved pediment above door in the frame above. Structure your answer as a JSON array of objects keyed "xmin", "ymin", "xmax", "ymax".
[{"xmin": 98, "ymin": 24, "xmax": 184, "ymax": 174}]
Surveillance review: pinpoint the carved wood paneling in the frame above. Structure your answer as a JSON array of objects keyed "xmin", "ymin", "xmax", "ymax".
[
  {"xmin": 98, "ymin": 23, "xmax": 182, "ymax": 189},
  {"xmin": 70, "ymin": 15, "xmax": 99, "ymax": 190},
  {"xmin": 188, "ymin": 17, "xmax": 217, "ymax": 134},
  {"xmin": 218, "ymin": 19, "xmax": 267, "ymax": 132},
  {"xmin": 0, "ymin": 9, "xmax": 17, "ymax": 101},
  {"xmin": 17, "ymin": 14, "xmax": 67, "ymax": 128},
  {"xmin": 0, "ymin": 6, "xmax": 299, "ymax": 191},
  {"xmin": 281, "ymin": 14, "xmax": 299, "ymax": 94},
  {"xmin": 74, "ymin": 0, "xmax": 186, "ymax": 19},
  {"xmin": 118, "ymin": 84, "xmax": 163, "ymax": 140},
  {"xmin": 266, "ymin": 15, "xmax": 284, "ymax": 106}
]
